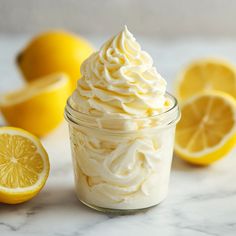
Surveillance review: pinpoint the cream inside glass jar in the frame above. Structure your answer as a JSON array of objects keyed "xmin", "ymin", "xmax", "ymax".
[
  {"xmin": 65, "ymin": 26, "xmax": 180, "ymax": 213},
  {"xmin": 65, "ymin": 93, "xmax": 180, "ymax": 213}
]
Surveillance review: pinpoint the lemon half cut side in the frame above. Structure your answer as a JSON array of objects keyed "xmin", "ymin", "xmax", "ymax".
[
  {"xmin": 176, "ymin": 58, "xmax": 236, "ymax": 101},
  {"xmin": 0, "ymin": 73, "xmax": 70, "ymax": 136},
  {"xmin": 175, "ymin": 91, "xmax": 236, "ymax": 165},
  {"xmin": 0, "ymin": 127, "xmax": 50, "ymax": 204}
]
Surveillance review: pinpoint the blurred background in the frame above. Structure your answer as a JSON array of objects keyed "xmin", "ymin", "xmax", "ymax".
[
  {"xmin": 1, "ymin": 0, "xmax": 236, "ymax": 91},
  {"xmin": 0, "ymin": 0, "xmax": 236, "ymax": 37}
]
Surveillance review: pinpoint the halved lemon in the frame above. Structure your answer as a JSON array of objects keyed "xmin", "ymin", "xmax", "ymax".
[
  {"xmin": 0, "ymin": 73, "xmax": 70, "ymax": 136},
  {"xmin": 175, "ymin": 91, "xmax": 236, "ymax": 165},
  {"xmin": 176, "ymin": 58, "xmax": 236, "ymax": 101},
  {"xmin": 0, "ymin": 127, "xmax": 50, "ymax": 204}
]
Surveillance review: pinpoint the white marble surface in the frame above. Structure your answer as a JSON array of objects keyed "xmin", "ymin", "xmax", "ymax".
[{"xmin": 0, "ymin": 35, "xmax": 236, "ymax": 236}]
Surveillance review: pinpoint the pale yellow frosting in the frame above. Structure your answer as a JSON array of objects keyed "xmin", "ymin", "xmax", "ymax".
[
  {"xmin": 69, "ymin": 26, "xmax": 175, "ymax": 209},
  {"xmin": 72, "ymin": 26, "xmax": 168, "ymax": 118}
]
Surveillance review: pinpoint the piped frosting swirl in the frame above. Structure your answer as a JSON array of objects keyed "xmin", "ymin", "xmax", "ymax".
[{"xmin": 72, "ymin": 26, "xmax": 168, "ymax": 118}]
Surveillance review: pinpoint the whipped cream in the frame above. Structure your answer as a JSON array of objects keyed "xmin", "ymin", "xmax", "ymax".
[
  {"xmin": 72, "ymin": 26, "xmax": 168, "ymax": 118},
  {"xmin": 67, "ymin": 26, "xmax": 179, "ymax": 210},
  {"xmin": 70, "ymin": 126, "xmax": 175, "ymax": 209}
]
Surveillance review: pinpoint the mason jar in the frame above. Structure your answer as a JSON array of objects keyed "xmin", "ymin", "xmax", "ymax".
[{"xmin": 65, "ymin": 92, "xmax": 180, "ymax": 213}]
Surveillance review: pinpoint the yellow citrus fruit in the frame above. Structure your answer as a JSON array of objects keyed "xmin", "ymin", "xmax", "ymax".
[
  {"xmin": 176, "ymin": 58, "xmax": 236, "ymax": 101},
  {"xmin": 16, "ymin": 30, "xmax": 94, "ymax": 90},
  {"xmin": 175, "ymin": 91, "xmax": 236, "ymax": 165},
  {"xmin": 0, "ymin": 73, "xmax": 70, "ymax": 137},
  {"xmin": 0, "ymin": 127, "xmax": 50, "ymax": 204}
]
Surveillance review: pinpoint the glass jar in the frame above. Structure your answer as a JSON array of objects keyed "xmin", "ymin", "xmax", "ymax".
[{"xmin": 65, "ymin": 92, "xmax": 180, "ymax": 213}]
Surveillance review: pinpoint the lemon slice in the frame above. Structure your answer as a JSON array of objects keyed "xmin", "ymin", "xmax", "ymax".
[
  {"xmin": 176, "ymin": 58, "xmax": 236, "ymax": 101},
  {"xmin": 175, "ymin": 92, "xmax": 236, "ymax": 165},
  {"xmin": 0, "ymin": 127, "xmax": 50, "ymax": 204},
  {"xmin": 0, "ymin": 73, "xmax": 70, "ymax": 136}
]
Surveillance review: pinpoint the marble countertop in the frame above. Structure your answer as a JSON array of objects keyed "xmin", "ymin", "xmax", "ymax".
[{"xmin": 0, "ymin": 35, "xmax": 236, "ymax": 236}]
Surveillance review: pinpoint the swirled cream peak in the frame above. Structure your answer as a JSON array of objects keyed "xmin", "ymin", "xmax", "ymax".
[{"xmin": 72, "ymin": 26, "xmax": 168, "ymax": 117}]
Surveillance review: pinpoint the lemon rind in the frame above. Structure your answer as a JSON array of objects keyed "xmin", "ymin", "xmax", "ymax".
[
  {"xmin": 174, "ymin": 91, "xmax": 236, "ymax": 164},
  {"xmin": 0, "ymin": 127, "xmax": 50, "ymax": 194}
]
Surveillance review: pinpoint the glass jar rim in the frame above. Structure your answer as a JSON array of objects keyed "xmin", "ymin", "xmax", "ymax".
[{"xmin": 65, "ymin": 92, "xmax": 180, "ymax": 132}]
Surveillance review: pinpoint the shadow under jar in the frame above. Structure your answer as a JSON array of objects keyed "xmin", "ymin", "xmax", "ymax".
[{"xmin": 65, "ymin": 92, "xmax": 180, "ymax": 213}]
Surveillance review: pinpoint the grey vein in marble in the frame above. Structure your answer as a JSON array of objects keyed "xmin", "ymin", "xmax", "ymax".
[{"xmin": 0, "ymin": 36, "xmax": 236, "ymax": 236}]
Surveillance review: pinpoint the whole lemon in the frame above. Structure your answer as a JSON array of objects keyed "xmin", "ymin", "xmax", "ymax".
[{"xmin": 16, "ymin": 30, "xmax": 94, "ymax": 90}]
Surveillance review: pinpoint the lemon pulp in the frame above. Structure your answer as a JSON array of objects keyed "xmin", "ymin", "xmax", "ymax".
[
  {"xmin": 175, "ymin": 92, "xmax": 236, "ymax": 165},
  {"xmin": 177, "ymin": 59, "xmax": 236, "ymax": 101},
  {"xmin": 0, "ymin": 127, "xmax": 49, "ymax": 204}
]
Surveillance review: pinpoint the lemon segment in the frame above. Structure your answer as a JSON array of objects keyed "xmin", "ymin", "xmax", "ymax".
[
  {"xmin": 0, "ymin": 73, "xmax": 70, "ymax": 137},
  {"xmin": 16, "ymin": 31, "xmax": 94, "ymax": 90},
  {"xmin": 175, "ymin": 92, "xmax": 236, "ymax": 165},
  {"xmin": 176, "ymin": 58, "xmax": 236, "ymax": 101},
  {"xmin": 0, "ymin": 127, "xmax": 50, "ymax": 204}
]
